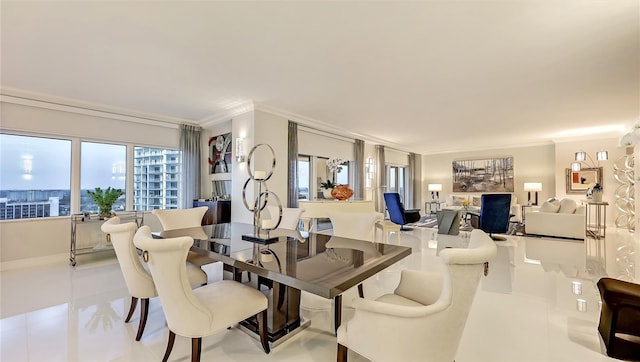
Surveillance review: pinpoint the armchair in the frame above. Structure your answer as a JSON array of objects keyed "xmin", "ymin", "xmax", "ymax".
[
  {"xmin": 469, "ymin": 193, "xmax": 512, "ymax": 241},
  {"xmin": 133, "ymin": 226, "xmax": 270, "ymax": 361},
  {"xmin": 336, "ymin": 229, "xmax": 497, "ymax": 362},
  {"xmin": 383, "ymin": 193, "xmax": 421, "ymax": 230}
]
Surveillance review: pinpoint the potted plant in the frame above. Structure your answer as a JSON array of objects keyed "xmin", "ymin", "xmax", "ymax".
[
  {"xmin": 87, "ymin": 187, "xmax": 124, "ymax": 219},
  {"xmin": 320, "ymin": 179, "xmax": 337, "ymax": 199}
]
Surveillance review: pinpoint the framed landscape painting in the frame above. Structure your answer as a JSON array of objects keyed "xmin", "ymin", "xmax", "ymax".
[{"xmin": 452, "ymin": 157, "xmax": 514, "ymax": 192}]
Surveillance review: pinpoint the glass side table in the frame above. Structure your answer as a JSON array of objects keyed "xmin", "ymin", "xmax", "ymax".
[{"xmin": 425, "ymin": 200, "xmax": 444, "ymax": 214}]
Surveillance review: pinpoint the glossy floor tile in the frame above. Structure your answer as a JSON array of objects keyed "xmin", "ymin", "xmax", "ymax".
[{"xmin": 1, "ymin": 227, "xmax": 637, "ymax": 361}]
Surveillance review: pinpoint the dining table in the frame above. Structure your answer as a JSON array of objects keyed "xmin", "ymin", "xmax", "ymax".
[{"xmin": 154, "ymin": 222, "xmax": 412, "ymax": 346}]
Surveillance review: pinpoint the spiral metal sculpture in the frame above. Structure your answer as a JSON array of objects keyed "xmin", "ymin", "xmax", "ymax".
[{"xmin": 613, "ymin": 148, "xmax": 635, "ymax": 232}]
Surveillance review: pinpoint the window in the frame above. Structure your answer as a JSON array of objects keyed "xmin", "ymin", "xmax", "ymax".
[
  {"xmin": 0, "ymin": 134, "xmax": 72, "ymax": 219},
  {"xmin": 134, "ymin": 146, "xmax": 182, "ymax": 210},
  {"xmin": 81, "ymin": 142, "xmax": 126, "ymax": 213},
  {"xmin": 388, "ymin": 165, "xmax": 406, "ymax": 203},
  {"xmin": 297, "ymin": 155, "xmax": 311, "ymax": 200}
]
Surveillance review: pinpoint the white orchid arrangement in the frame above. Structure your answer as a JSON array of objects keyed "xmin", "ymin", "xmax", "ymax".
[{"xmin": 327, "ymin": 157, "xmax": 346, "ymax": 173}]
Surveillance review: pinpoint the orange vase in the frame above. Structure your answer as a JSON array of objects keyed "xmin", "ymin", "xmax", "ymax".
[{"xmin": 331, "ymin": 185, "xmax": 354, "ymax": 201}]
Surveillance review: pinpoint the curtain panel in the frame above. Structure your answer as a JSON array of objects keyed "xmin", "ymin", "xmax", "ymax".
[
  {"xmin": 354, "ymin": 139, "xmax": 365, "ymax": 200},
  {"xmin": 288, "ymin": 121, "xmax": 299, "ymax": 207},
  {"xmin": 375, "ymin": 145, "xmax": 386, "ymax": 213},
  {"xmin": 179, "ymin": 124, "xmax": 202, "ymax": 209}
]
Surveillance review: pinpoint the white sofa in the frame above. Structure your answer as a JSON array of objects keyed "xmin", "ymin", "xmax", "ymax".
[{"xmin": 524, "ymin": 198, "xmax": 585, "ymax": 240}]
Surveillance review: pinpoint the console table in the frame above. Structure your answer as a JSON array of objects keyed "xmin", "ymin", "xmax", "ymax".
[
  {"xmin": 582, "ymin": 200, "xmax": 608, "ymax": 239},
  {"xmin": 298, "ymin": 200, "xmax": 375, "ymax": 231}
]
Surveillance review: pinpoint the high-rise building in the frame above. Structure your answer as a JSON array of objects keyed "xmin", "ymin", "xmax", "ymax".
[{"xmin": 133, "ymin": 147, "xmax": 181, "ymax": 210}]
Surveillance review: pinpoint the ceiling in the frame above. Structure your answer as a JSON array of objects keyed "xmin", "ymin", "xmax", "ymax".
[{"xmin": 2, "ymin": 1, "xmax": 638, "ymax": 154}]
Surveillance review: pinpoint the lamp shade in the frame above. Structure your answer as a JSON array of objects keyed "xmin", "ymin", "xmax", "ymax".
[
  {"xmin": 428, "ymin": 183, "xmax": 442, "ymax": 192},
  {"xmin": 523, "ymin": 182, "xmax": 542, "ymax": 192}
]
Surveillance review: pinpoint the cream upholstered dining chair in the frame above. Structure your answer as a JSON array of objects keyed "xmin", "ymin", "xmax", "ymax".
[
  {"xmin": 299, "ymin": 210, "xmax": 383, "ymax": 333},
  {"xmin": 100, "ymin": 217, "xmax": 207, "ymax": 341},
  {"xmin": 152, "ymin": 206, "xmax": 208, "ymax": 230},
  {"xmin": 133, "ymin": 226, "xmax": 270, "ymax": 362},
  {"xmin": 262, "ymin": 205, "xmax": 303, "ymax": 230},
  {"xmin": 336, "ymin": 229, "xmax": 497, "ymax": 362}
]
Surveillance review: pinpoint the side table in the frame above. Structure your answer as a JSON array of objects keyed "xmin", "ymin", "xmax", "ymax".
[
  {"xmin": 582, "ymin": 200, "xmax": 608, "ymax": 239},
  {"xmin": 425, "ymin": 200, "xmax": 444, "ymax": 215}
]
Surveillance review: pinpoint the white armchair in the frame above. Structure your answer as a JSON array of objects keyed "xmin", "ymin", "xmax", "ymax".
[
  {"xmin": 133, "ymin": 226, "xmax": 270, "ymax": 361},
  {"xmin": 100, "ymin": 217, "xmax": 207, "ymax": 341},
  {"xmin": 336, "ymin": 229, "xmax": 497, "ymax": 362}
]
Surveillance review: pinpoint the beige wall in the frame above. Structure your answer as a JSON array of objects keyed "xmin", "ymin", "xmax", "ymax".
[{"xmin": 421, "ymin": 144, "xmax": 556, "ymax": 210}]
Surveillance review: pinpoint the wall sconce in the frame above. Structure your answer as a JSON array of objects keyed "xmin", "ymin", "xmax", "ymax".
[
  {"xmin": 235, "ymin": 137, "xmax": 245, "ymax": 163},
  {"xmin": 523, "ymin": 182, "xmax": 542, "ymax": 205},
  {"xmin": 571, "ymin": 281, "xmax": 582, "ymax": 295},
  {"xmin": 571, "ymin": 150, "xmax": 608, "ymax": 171},
  {"xmin": 428, "ymin": 183, "xmax": 442, "ymax": 201}
]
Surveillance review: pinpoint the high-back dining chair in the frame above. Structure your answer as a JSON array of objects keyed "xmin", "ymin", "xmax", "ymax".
[
  {"xmin": 100, "ymin": 217, "xmax": 207, "ymax": 341},
  {"xmin": 133, "ymin": 226, "xmax": 270, "ymax": 362},
  {"xmin": 262, "ymin": 205, "xmax": 303, "ymax": 230},
  {"xmin": 337, "ymin": 229, "xmax": 497, "ymax": 362},
  {"xmin": 152, "ymin": 206, "xmax": 208, "ymax": 230}
]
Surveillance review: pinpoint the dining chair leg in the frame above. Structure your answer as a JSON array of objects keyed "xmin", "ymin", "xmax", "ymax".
[
  {"xmin": 125, "ymin": 296, "xmax": 138, "ymax": 323},
  {"xmin": 337, "ymin": 343, "xmax": 348, "ymax": 362},
  {"xmin": 135, "ymin": 298, "xmax": 149, "ymax": 341},
  {"xmin": 191, "ymin": 337, "xmax": 202, "ymax": 362},
  {"xmin": 259, "ymin": 310, "xmax": 270, "ymax": 354},
  {"xmin": 162, "ymin": 330, "xmax": 176, "ymax": 362},
  {"xmin": 357, "ymin": 284, "xmax": 364, "ymax": 298},
  {"xmin": 334, "ymin": 295, "xmax": 343, "ymax": 335}
]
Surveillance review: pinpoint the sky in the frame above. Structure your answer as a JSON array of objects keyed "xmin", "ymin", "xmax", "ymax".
[{"xmin": 0, "ymin": 134, "xmax": 125, "ymax": 190}]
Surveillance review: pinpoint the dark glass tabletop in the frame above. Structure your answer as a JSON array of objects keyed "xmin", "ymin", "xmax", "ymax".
[{"xmin": 156, "ymin": 222, "xmax": 412, "ymax": 299}]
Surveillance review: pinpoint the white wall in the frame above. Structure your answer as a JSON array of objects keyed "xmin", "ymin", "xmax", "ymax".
[
  {"xmin": 421, "ymin": 144, "xmax": 556, "ymax": 211},
  {"xmin": 554, "ymin": 138, "xmax": 627, "ymax": 226}
]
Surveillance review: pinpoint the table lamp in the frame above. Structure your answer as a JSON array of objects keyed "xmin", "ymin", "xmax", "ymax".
[
  {"xmin": 428, "ymin": 184, "xmax": 442, "ymax": 201},
  {"xmin": 524, "ymin": 182, "xmax": 542, "ymax": 205}
]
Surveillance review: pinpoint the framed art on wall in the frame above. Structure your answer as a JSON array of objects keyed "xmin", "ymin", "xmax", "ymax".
[
  {"xmin": 208, "ymin": 133, "xmax": 232, "ymax": 174},
  {"xmin": 452, "ymin": 157, "xmax": 514, "ymax": 192},
  {"xmin": 566, "ymin": 167, "xmax": 602, "ymax": 193}
]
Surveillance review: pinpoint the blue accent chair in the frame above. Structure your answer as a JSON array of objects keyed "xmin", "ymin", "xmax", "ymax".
[
  {"xmin": 383, "ymin": 193, "xmax": 421, "ymax": 230},
  {"xmin": 469, "ymin": 193, "xmax": 512, "ymax": 241}
]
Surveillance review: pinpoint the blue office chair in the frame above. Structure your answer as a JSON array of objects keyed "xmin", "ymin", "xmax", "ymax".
[
  {"xmin": 383, "ymin": 193, "xmax": 421, "ymax": 230},
  {"xmin": 470, "ymin": 194, "xmax": 512, "ymax": 241}
]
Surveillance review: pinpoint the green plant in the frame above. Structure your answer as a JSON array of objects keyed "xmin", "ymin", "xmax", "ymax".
[
  {"xmin": 87, "ymin": 187, "xmax": 124, "ymax": 217},
  {"xmin": 320, "ymin": 179, "xmax": 337, "ymax": 190}
]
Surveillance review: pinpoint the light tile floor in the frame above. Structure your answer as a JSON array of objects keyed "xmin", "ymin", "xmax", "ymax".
[{"xmin": 1, "ymin": 227, "xmax": 637, "ymax": 361}]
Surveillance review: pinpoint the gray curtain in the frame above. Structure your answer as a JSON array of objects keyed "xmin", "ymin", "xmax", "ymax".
[
  {"xmin": 411, "ymin": 153, "xmax": 422, "ymax": 212},
  {"xmin": 287, "ymin": 121, "xmax": 299, "ymax": 207},
  {"xmin": 179, "ymin": 124, "xmax": 202, "ymax": 209},
  {"xmin": 407, "ymin": 152, "xmax": 416, "ymax": 209},
  {"xmin": 374, "ymin": 145, "xmax": 386, "ymax": 213},
  {"xmin": 354, "ymin": 139, "xmax": 365, "ymax": 200}
]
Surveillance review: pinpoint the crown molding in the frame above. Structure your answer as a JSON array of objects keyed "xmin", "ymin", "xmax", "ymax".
[
  {"xmin": 198, "ymin": 100, "xmax": 256, "ymax": 128},
  {"xmin": 0, "ymin": 87, "xmax": 190, "ymax": 129},
  {"xmin": 253, "ymin": 102, "xmax": 415, "ymax": 153}
]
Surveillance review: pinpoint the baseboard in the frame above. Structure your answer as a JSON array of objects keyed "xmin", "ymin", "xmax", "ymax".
[{"xmin": 0, "ymin": 252, "xmax": 68, "ymax": 272}]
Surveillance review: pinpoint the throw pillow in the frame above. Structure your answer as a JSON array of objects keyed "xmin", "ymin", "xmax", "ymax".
[
  {"xmin": 472, "ymin": 196, "xmax": 482, "ymax": 207},
  {"xmin": 451, "ymin": 196, "xmax": 467, "ymax": 206},
  {"xmin": 558, "ymin": 198, "xmax": 577, "ymax": 214},
  {"xmin": 540, "ymin": 199, "xmax": 561, "ymax": 213},
  {"xmin": 394, "ymin": 270, "xmax": 443, "ymax": 306}
]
